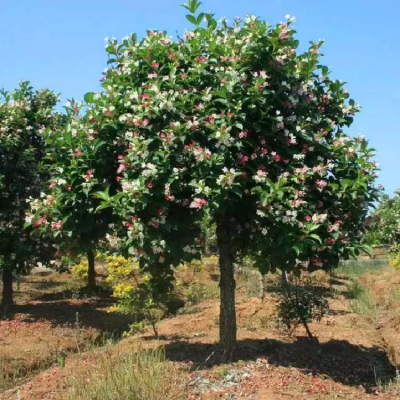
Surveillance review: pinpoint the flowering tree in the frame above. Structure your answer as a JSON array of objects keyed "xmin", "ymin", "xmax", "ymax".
[
  {"xmin": 41, "ymin": 1, "xmax": 379, "ymax": 357},
  {"xmin": 0, "ymin": 82, "xmax": 62, "ymax": 305},
  {"xmin": 26, "ymin": 100, "xmax": 124, "ymax": 288}
]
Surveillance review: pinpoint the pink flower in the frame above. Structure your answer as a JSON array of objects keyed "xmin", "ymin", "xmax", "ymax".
[
  {"xmin": 306, "ymin": 216, "xmax": 312, "ymax": 222},
  {"xmin": 316, "ymin": 179, "xmax": 327, "ymax": 189},
  {"xmin": 326, "ymin": 238, "xmax": 335, "ymax": 246},
  {"xmin": 49, "ymin": 182, "xmax": 57, "ymax": 188},
  {"xmin": 117, "ymin": 163, "xmax": 127, "ymax": 174},
  {"xmin": 147, "ymin": 182, "xmax": 153, "ymax": 189},
  {"xmin": 280, "ymin": 28, "xmax": 289, "ymax": 40},
  {"xmin": 273, "ymin": 154, "xmax": 282, "ymax": 162},
  {"xmin": 84, "ymin": 169, "xmax": 94, "ymax": 181},
  {"xmin": 34, "ymin": 216, "xmax": 47, "ymax": 227},
  {"xmin": 66, "ymin": 184, "xmax": 72, "ymax": 191},
  {"xmin": 75, "ymin": 151, "xmax": 83, "ymax": 156},
  {"xmin": 151, "ymin": 62, "xmax": 159, "ymax": 69},
  {"xmin": 238, "ymin": 155, "xmax": 249, "ymax": 165},
  {"xmin": 257, "ymin": 169, "xmax": 266, "ymax": 176},
  {"xmin": 51, "ymin": 220, "xmax": 63, "ymax": 230},
  {"xmin": 189, "ymin": 198, "xmax": 208, "ymax": 209}
]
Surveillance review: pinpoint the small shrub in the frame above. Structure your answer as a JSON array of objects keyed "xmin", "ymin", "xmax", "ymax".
[
  {"xmin": 242, "ymin": 315, "xmax": 273, "ymax": 332},
  {"xmin": 71, "ymin": 261, "xmax": 88, "ymax": 281},
  {"xmin": 390, "ymin": 254, "xmax": 400, "ymax": 269},
  {"xmin": 64, "ymin": 344, "xmax": 186, "ymax": 400},
  {"xmin": 106, "ymin": 256, "xmax": 162, "ymax": 336},
  {"xmin": 237, "ymin": 267, "xmax": 263, "ymax": 299},
  {"xmin": 202, "ymin": 255, "xmax": 219, "ymax": 266},
  {"xmin": 105, "ymin": 255, "xmax": 137, "ymax": 283},
  {"xmin": 186, "ymin": 282, "xmax": 219, "ymax": 306},
  {"xmin": 213, "ymin": 365, "xmax": 229, "ymax": 378},
  {"xmin": 277, "ymin": 276, "xmax": 329, "ymax": 339},
  {"xmin": 95, "ymin": 252, "xmax": 108, "ymax": 262}
]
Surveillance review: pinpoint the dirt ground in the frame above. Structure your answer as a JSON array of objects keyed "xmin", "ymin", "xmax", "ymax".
[{"xmin": 2, "ymin": 261, "xmax": 400, "ymax": 399}]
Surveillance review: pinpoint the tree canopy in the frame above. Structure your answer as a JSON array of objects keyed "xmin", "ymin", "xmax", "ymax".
[
  {"xmin": 48, "ymin": 0, "xmax": 381, "ymax": 357},
  {"xmin": 0, "ymin": 81, "xmax": 63, "ymax": 304}
]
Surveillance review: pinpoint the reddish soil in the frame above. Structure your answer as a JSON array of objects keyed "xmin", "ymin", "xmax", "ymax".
[{"xmin": 2, "ymin": 263, "xmax": 400, "ymax": 399}]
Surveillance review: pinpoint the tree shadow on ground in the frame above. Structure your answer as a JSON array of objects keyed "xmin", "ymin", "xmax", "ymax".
[
  {"xmin": 4, "ymin": 287, "xmax": 185, "ymax": 337},
  {"xmin": 329, "ymin": 278, "xmax": 347, "ymax": 287},
  {"xmin": 34, "ymin": 285, "xmax": 113, "ymax": 301},
  {"xmin": 164, "ymin": 338, "xmax": 395, "ymax": 392},
  {"xmin": 326, "ymin": 309, "xmax": 351, "ymax": 316},
  {"xmin": 7, "ymin": 298, "xmax": 135, "ymax": 335}
]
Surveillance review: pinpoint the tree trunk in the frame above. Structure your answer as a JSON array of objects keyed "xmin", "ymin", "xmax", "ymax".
[
  {"xmin": 217, "ymin": 220, "xmax": 237, "ymax": 361},
  {"xmin": 282, "ymin": 269, "xmax": 288, "ymax": 282},
  {"xmin": 87, "ymin": 250, "xmax": 96, "ymax": 288},
  {"xmin": 303, "ymin": 321, "xmax": 315, "ymax": 340},
  {"xmin": 2, "ymin": 268, "xmax": 14, "ymax": 306}
]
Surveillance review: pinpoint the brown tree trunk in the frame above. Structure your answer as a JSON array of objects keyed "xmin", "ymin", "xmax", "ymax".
[
  {"xmin": 217, "ymin": 219, "xmax": 237, "ymax": 361},
  {"xmin": 2, "ymin": 268, "xmax": 14, "ymax": 306},
  {"xmin": 87, "ymin": 250, "xmax": 96, "ymax": 288}
]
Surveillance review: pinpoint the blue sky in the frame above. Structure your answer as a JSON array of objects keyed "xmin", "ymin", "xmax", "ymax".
[{"xmin": 0, "ymin": 0, "xmax": 398, "ymax": 194}]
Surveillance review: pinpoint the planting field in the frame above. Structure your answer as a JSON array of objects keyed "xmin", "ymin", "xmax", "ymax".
[{"xmin": 1, "ymin": 258, "xmax": 400, "ymax": 399}]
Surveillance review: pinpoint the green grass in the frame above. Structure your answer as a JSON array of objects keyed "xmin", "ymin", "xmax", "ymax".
[
  {"xmin": 336, "ymin": 258, "xmax": 387, "ymax": 279},
  {"xmin": 336, "ymin": 259, "xmax": 387, "ymax": 319},
  {"xmin": 64, "ymin": 344, "xmax": 186, "ymax": 400}
]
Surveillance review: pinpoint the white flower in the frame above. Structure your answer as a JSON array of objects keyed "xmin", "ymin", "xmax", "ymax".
[{"xmin": 285, "ymin": 14, "xmax": 296, "ymax": 23}]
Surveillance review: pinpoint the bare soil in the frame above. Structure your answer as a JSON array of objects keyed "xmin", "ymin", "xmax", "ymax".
[{"xmin": 2, "ymin": 262, "xmax": 400, "ymax": 399}]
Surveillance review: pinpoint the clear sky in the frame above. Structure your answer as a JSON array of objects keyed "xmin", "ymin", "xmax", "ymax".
[{"xmin": 0, "ymin": 0, "xmax": 398, "ymax": 194}]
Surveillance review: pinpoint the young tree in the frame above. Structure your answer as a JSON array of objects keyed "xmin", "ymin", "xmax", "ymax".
[
  {"xmin": 26, "ymin": 100, "xmax": 123, "ymax": 288},
  {"xmin": 40, "ymin": 2, "xmax": 379, "ymax": 357},
  {"xmin": 0, "ymin": 82, "xmax": 62, "ymax": 305},
  {"xmin": 363, "ymin": 191, "xmax": 399, "ymax": 246}
]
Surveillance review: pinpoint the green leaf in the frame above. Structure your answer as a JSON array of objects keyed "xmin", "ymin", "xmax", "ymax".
[
  {"xmin": 214, "ymin": 98, "xmax": 229, "ymax": 106},
  {"xmin": 84, "ymin": 92, "xmax": 94, "ymax": 104},
  {"xmin": 342, "ymin": 179, "xmax": 352, "ymax": 189},
  {"xmin": 197, "ymin": 12, "xmax": 205, "ymax": 24},
  {"xmin": 306, "ymin": 224, "xmax": 320, "ymax": 233},
  {"xmin": 113, "ymin": 192, "xmax": 125, "ymax": 204},
  {"xmin": 186, "ymin": 14, "xmax": 198, "ymax": 25},
  {"xmin": 293, "ymin": 243, "xmax": 304, "ymax": 256},
  {"xmin": 214, "ymin": 90, "xmax": 227, "ymax": 99},
  {"xmin": 308, "ymin": 234, "xmax": 322, "ymax": 244},
  {"xmin": 208, "ymin": 19, "xmax": 217, "ymax": 31}
]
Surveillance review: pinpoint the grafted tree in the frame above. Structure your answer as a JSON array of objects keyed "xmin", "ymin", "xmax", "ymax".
[{"xmin": 35, "ymin": 1, "xmax": 380, "ymax": 358}]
